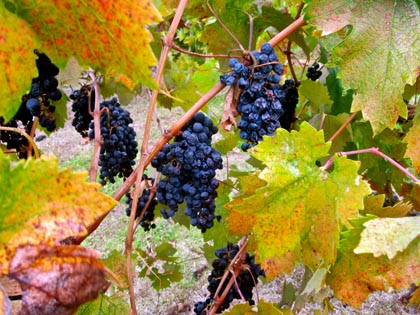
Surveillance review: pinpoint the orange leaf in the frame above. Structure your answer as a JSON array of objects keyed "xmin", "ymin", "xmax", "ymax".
[{"xmin": 9, "ymin": 244, "xmax": 110, "ymax": 315}]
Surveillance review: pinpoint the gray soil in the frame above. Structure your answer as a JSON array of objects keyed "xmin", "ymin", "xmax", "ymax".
[{"xmin": 34, "ymin": 93, "xmax": 418, "ymax": 315}]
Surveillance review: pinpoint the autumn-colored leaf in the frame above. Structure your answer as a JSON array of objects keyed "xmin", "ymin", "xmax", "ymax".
[
  {"xmin": 0, "ymin": 153, "xmax": 117, "ymax": 274},
  {"xmin": 305, "ymin": 0, "xmax": 420, "ymax": 134},
  {"xmin": 222, "ymin": 299, "xmax": 291, "ymax": 315},
  {"xmin": 9, "ymin": 244, "xmax": 109, "ymax": 315},
  {"xmin": 221, "ymin": 85, "xmax": 240, "ymax": 132},
  {"xmin": 404, "ymin": 108, "xmax": 420, "ymax": 174},
  {"xmin": 12, "ymin": 0, "xmax": 161, "ymax": 89},
  {"xmin": 225, "ymin": 123, "xmax": 371, "ymax": 278},
  {"xmin": 0, "ymin": 3, "xmax": 39, "ymax": 123},
  {"xmin": 328, "ymin": 234, "xmax": 420, "ymax": 308},
  {"xmin": 0, "ymin": 283, "xmax": 11, "ymax": 315},
  {"xmin": 363, "ymin": 194, "xmax": 412, "ymax": 218},
  {"xmin": 354, "ymin": 216, "xmax": 420, "ymax": 259}
]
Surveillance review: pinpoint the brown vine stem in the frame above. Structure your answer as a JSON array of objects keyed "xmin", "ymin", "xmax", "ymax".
[
  {"xmin": 0, "ymin": 126, "xmax": 40, "ymax": 158},
  {"xmin": 26, "ymin": 116, "xmax": 39, "ymax": 158},
  {"xmin": 77, "ymin": 7, "xmax": 307, "ymax": 245},
  {"xmin": 321, "ymin": 147, "xmax": 420, "ymax": 183},
  {"xmin": 327, "ymin": 111, "xmax": 359, "ymax": 143},
  {"xmin": 172, "ymin": 43, "xmax": 242, "ymax": 59},
  {"xmin": 88, "ymin": 72, "xmax": 102, "ymax": 183},
  {"xmin": 125, "ymin": 0, "xmax": 189, "ymax": 314}
]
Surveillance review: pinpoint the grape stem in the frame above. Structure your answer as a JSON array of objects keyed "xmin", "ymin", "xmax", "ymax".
[
  {"xmin": 171, "ymin": 43, "xmax": 242, "ymax": 59},
  {"xmin": 0, "ymin": 126, "xmax": 40, "ymax": 158},
  {"xmin": 327, "ymin": 111, "xmax": 359, "ymax": 143},
  {"xmin": 321, "ymin": 147, "xmax": 420, "ymax": 183}
]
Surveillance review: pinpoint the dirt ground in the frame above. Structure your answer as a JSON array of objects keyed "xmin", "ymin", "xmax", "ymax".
[{"xmin": 34, "ymin": 93, "xmax": 418, "ymax": 315}]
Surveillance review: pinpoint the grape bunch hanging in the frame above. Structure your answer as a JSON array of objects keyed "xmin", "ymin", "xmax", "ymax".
[
  {"xmin": 69, "ymin": 86, "xmax": 95, "ymax": 137},
  {"xmin": 0, "ymin": 50, "xmax": 62, "ymax": 158},
  {"xmin": 194, "ymin": 243, "xmax": 265, "ymax": 314},
  {"xmin": 88, "ymin": 98, "xmax": 138, "ymax": 185},
  {"xmin": 306, "ymin": 62, "xmax": 322, "ymax": 81},
  {"xmin": 220, "ymin": 42, "xmax": 299, "ymax": 151},
  {"xmin": 125, "ymin": 175, "xmax": 158, "ymax": 231},
  {"xmin": 151, "ymin": 112, "xmax": 223, "ymax": 232}
]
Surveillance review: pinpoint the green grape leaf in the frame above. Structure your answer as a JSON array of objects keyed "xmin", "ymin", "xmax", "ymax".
[
  {"xmin": 76, "ymin": 294, "xmax": 130, "ymax": 315},
  {"xmin": 352, "ymin": 122, "xmax": 407, "ymax": 191},
  {"xmin": 328, "ymin": 234, "xmax": 420, "ymax": 308},
  {"xmin": 225, "ymin": 123, "xmax": 371, "ymax": 279},
  {"xmin": 0, "ymin": 4, "xmax": 39, "ymax": 122},
  {"xmin": 12, "ymin": 0, "xmax": 162, "ymax": 89},
  {"xmin": 326, "ymin": 67, "xmax": 354, "ymax": 115},
  {"xmin": 222, "ymin": 299, "xmax": 291, "ymax": 315},
  {"xmin": 305, "ymin": 0, "xmax": 420, "ymax": 134},
  {"xmin": 0, "ymin": 153, "xmax": 117, "ymax": 274},
  {"xmin": 354, "ymin": 216, "xmax": 420, "ymax": 259},
  {"xmin": 404, "ymin": 108, "xmax": 420, "ymax": 174},
  {"xmin": 299, "ymin": 80, "xmax": 333, "ymax": 113}
]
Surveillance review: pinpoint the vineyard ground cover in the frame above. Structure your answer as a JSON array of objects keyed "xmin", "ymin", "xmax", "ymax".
[{"xmin": 31, "ymin": 94, "xmax": 417, "ymax": 315}]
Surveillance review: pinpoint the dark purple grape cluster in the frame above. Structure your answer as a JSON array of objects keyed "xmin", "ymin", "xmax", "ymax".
[
  {"xmin": 125, "ymin": 175, "xmax": 158, "ymax": 231},
  {"xmin": 306, "ymin": 62, "xmax": 322, "ymax": 81},
  {"xmin": 151, "ymin": 112, "xmax": 223, "ymax": 232},
  {"xmin": 219, "ymin": 42, "xmax": 298, "ymax": 151},
  {"xmin": 194, "ymin": 243, "xmax": 265, "ymax": 314},
  {"xmin": 69, "ymin": 86, "xmax": 95, "ymax": 137},
  {"xmin": 0, "ymin": 50, "xmax": 62, "ymax": 158},
  {"xmin": 88, "ymin": 98, "xmax": 138, "ymax": 185}
]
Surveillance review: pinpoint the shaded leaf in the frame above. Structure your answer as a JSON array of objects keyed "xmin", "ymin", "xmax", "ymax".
[
  {"xmin": 354, "ymin": 217, "xmax": 420, "ymax": 259},
  {"xmin": 404, "ymin": 107, "xmax": 420, "ymax": 174},
  {"xmin": 0, "ymin": 153, "xmax": 117, "ymax": 274},
  {"xmin": 299, "ymin": 80, "xmax": 333, "ymax": 113},
  {"xmin": 409, "ymin": 285, "xmax": 420, "ymax": 309},
  {"xmin": 9, "ymin": 244, "xmax": 109, "ymax": 315},
  {"xmin": 223, "ymin": 299, "xmax": 290, "ymax": 314},
  {"xmin": 326, "ymin": 67, "xmax": 354, "ymax": 115},
  {"xmin": 0, "ymin": 4, "xmax": 39, "ymax": 122},
  {"xmin": 13, "ymin": 0, "xmax": 162, "ymax": 89},
  {"xmin": 225, "ymin": 123, "xmax": 371, "ymax": 278},
  {"xmin": 0, "ymin": 283, "xmax": 11, "ymax": 315},
  {"xmin": 306, "ymin": 0, "xmax": 420, "ymax": 134},
  {"xmin": 328, "ymin": 235, "xmax": 420, "ymax": 308}
]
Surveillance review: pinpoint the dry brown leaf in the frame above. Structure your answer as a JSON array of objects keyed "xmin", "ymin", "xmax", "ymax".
[
  {"xmin": 221, "ymin": 85, "xmax": 241, "ymax": 132},
  {"xmin": 8, "ymin": 244, "xmax": 109, "ymax": 315}
]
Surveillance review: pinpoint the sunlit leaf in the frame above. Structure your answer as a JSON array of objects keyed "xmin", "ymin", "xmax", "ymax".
[
  {"xmin": 306, "ymin": 0, "xmax": 420, "ymax": 134},
  {"xmin": 9, "ymin": 244, "xmax": 109, "ymax": 315},
  {"xmin": 222, "ymin": 299, "xmax": 291, "ymax": 314},
  {"xmin": 225, "ymin": 123, "xmax": 371, "ymax": 278},
  {"xmin": 404, "ymin": 106, "xmax": 420, "ymax": 174},
  {"xmin": 0, "ymin": 3, "xmax": 39, "ymax": 122},
  {"xmin": 12, "ymin": 0, "xmax": 162, "ymax": 89},
  {"xmin": 0, "ymin": 153, "xmax": 117, "ymax": 274},
  {"xmin": 354, "ymin": 217, "xmax": 420, "ymax": 259},
  {"xmin": 328, "ymin": 234, "xmax": 420, "ymax": 308}
]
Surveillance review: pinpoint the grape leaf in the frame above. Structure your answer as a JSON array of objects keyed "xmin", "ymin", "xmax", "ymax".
[
  {"xmin": 363, "ymin": 194, "xmax": 412, "ymax": 218},
  {"xmin": 326, "ymin": 67, "xmax": 354, "ymax": 115},
  {"xmin": 305, "ymin": 0, "xmax": 420, "ymax": 134},
  {"xmin": 299, "ymin": 80, "xmax": 333, "ymax": 113},
  {"xmin": 0, "ymin": 3, "xmax": 39, "ymax": 122},
  {"xmin": 12, "ymin": 0, "xmax": 161, "ymax": 89},
  {"xmin": 0, "ymin": 283, "xmax": 11, "ymax": 315},
  {"xmin": 222, "ymin": 299, "xmax": 291, "ymax": 314},
  {"xmin": 328, "ymin": 231, "xmax": 420, "ymax": 307},
  {"xmin": 225, "ymin": 123, "xmax": 371, "ymax": 279},
  {"xmin": 9, "ymin": 244, "xmax": 109, "ymax": 315},
  {"xmin": 354, "ymin": 216, "xmax": 420, "ymax": 259},
  {"xmin": 404, "ymin": 107, "xmax": 420, "ymax": 174},
  {"xmin": 76, "ymin": 294, "xmax": 130, "ymax": 315},
  {"xmin": 0, "ymin": 153, "xmax": 117, "ymax": 274}
]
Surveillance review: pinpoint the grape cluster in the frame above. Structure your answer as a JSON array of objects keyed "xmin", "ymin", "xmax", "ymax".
[
  {"xmin": 306, "ymin": 62, "xmax": 322, "ymax": 81},
  {"xmin": 69, "ymin": 86, "xmax": 95, "ymax": 137},
  {"xmin": 194, "ymin": 243, "xmax": 265, "ymax": 314},
  {"xmin": 88, "ymin": 98, "xmax": 138, "ymax": 185},
  {"xmin": 125, "ymin": 175, "xmax": 158, "ymax": 231},
  {"xmin": 220, "ymin": 42, "xmax": 298, "ymax": 151},
  {"xmin": 0, "ymin": 50, "xmax": 61, "ymax": 158},
  {"xmin": 151, "ymin": 112, "xmax": 223, "ymax": 232}
]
